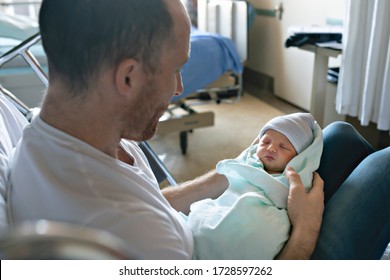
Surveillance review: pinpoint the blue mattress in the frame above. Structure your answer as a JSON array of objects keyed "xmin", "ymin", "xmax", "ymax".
[{"xmin": 172, "ymin": 27, "xmax": 243, "ymax": 102}]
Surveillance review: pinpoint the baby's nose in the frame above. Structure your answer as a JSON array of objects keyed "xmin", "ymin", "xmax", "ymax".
[{"xmin": 267, "ymin": 145, "xmax": 277, "ymax": 153}]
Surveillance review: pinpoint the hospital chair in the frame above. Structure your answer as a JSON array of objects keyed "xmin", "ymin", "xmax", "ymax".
[{"xmin": 0, "ymin": 220, "xmax": 132, "ymax": 259}]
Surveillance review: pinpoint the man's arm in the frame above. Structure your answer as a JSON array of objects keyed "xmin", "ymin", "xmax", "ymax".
[
  {"xmin": 276, "ymin": 167, "xmax": 324, "ymax": 259},
  {"xmin": 164, "ymin": 138, "xmax": 255, "ymax": 214},
  {"xmin": 162, "ymin": 169, "xmax": 229, "ymax": 215}
]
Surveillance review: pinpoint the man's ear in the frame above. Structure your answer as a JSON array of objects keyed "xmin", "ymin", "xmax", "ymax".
[{"xmin": 115, "ymin": 58, "xmax": 139, "ymax": 96}]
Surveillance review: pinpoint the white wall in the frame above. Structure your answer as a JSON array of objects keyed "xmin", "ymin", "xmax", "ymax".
[{"xmin": 246, "ymin": 0, "xmax": 346, "ymax": 110}]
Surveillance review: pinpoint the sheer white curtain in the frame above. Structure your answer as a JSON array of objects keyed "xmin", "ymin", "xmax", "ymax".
[{"xmin": 336, "ymin": 0, "xmax": 390, "ymax": 132}]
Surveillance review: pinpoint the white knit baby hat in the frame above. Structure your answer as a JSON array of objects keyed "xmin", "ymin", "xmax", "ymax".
[{"xmin": 259, "ymin": 112, "xmax": 315, "ymax": 154}]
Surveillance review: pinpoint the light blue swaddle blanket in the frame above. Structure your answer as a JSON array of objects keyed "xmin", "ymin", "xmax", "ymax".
[{"xmin": 185, "ymin": 122, "xmax": 323, "ymax": 260}]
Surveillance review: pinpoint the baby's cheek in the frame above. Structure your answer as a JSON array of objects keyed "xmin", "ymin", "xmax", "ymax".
[{"xmin": 256, "ymin": 148, "xmax": 264, "ymax": 158}]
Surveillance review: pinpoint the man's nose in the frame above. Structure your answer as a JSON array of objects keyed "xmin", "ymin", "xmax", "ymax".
[{"xmin": 174, "ymin": 72, "xmax": 184, "ymax": 96}]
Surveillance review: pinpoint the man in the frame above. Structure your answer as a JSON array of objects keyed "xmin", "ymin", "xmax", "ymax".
[{"xmin": 9, "ymin": 0, "xmax": 324, "ymax": 259}]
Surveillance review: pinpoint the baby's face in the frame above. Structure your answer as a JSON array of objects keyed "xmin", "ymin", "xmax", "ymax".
[{"xmin": 256, "ymin": 129, "xmax": 297, "ymax": 174}]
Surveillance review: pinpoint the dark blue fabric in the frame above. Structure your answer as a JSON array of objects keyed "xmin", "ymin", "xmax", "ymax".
[{"xmin": 311, "ymin": 122, "xmax": 390, "ymax": 259}]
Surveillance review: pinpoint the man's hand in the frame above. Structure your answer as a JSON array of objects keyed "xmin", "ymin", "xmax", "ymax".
[
  {"xmin": 286, "ymin": 167, "xmax": 324, "ymax": 235},
  {"xmin": 276, "ymin": 167, "xmax": 324, "ymax": 259}
]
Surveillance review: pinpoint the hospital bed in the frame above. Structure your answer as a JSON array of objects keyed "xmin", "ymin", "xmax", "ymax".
[
  {"xmin": 158, "ymin": 0, "xmax": 248, "ymax": 154},
  {"xmin": 177, "ymin": 0, "xmax": 248, "ymax": 103},
  {"xmin": 173, "ymin": 1, "xmax": 247, "ymax": 103}
]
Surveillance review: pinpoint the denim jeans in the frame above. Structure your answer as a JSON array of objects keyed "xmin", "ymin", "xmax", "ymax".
[{"xmin": 311, "ymin": 122, "xmax": 390, "ymax": 259}]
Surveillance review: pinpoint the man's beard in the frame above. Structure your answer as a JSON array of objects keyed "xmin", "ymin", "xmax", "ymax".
[{"xmin": 120, "ymin": 80, "xmax": 166, "ymax": 142}]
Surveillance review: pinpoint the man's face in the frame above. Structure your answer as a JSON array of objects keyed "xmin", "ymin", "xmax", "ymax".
[{"xmin": 122, "ymin": 0, "xmax": 191, "ymax": 141}]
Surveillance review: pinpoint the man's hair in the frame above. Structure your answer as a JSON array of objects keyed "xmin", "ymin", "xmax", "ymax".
[{"xmin": 39, "ymin": 0, "xmax": 174, "ymax": 93}]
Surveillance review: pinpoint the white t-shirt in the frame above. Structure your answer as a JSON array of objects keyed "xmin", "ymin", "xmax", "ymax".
[{"xmin": 9, "ymin": 115, "xmax": 193, "ymax": 259}]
